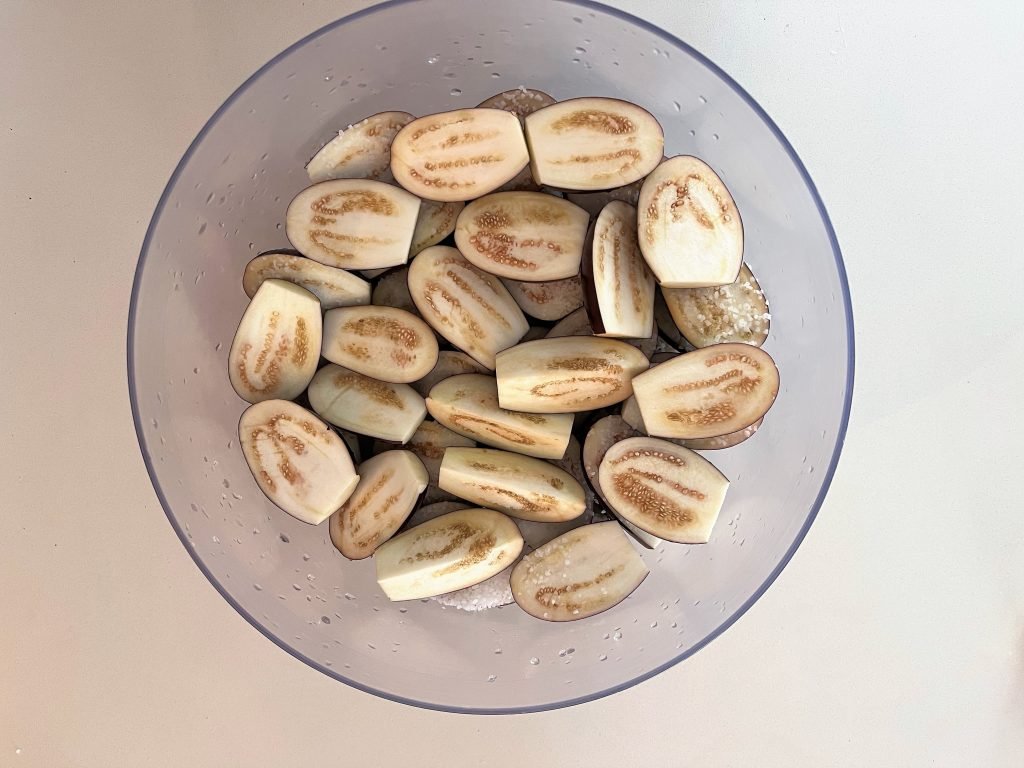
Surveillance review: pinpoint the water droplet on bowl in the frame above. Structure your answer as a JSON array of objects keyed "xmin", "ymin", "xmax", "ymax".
[
  {"xmin": 427, "ymin": 54, "xmax": 440, "ymax": 64},
  {"xmin": 698, "ymin": 95, "xmax": 707, "ymax": 104},
  {"xmin": 450, "ymin": 88, "xmax": 462, "ymax": 96},
  {"xmin": 529, "ymin": 657, "xmax": 540, "ymax": 665}
]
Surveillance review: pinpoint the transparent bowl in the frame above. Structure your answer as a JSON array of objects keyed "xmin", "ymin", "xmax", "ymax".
[{"xmin": 128, "ymin": 0, "xmax": 853, "ymax": 713}]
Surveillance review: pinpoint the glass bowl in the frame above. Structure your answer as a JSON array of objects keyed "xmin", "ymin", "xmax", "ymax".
[{"xmin": 128, "ymin": 0, "xmax": 853, "ymax": 713}]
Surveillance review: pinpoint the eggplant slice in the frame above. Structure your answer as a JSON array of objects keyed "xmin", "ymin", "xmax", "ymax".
[
  {"xmin": 307, "ymin": 363, "xmax": 426, "ymax": 443},
  {"xmin": 494, "ymin": 336, "xmax": 649, "ymax": 413},
  {"xmin": 405, "ymin": 419, "xmax": 476, "ymax": 490},
  {"xmin": 376, "ymin": 508, "xmax": 523, "ymax": 601},
  {"xmin": 598, "ymin": 436, "xmax": 729, "ymax": 543},
  {"xmin": 582, "ymin": 201, "xmax": 655, "ymax": 338},
  {"xmin": 439, "ymin": 447, "xmax": 586, "ymax": 523},
  {"xmin": 638, "ymin": 156, "xmax": 743, "ymax": 287},
  {"xmin": 511, "ymin": 522, "xmax": 649, "ymax": 621},
  {"xmin": 242, "ymin": 251, "xmax": 371, "ymax": 309},
  {"xmin": 239, "ymin": 399, "xmax": 359, "ymax": 525},
  {"xmin": 524, "ymin": 97, "xmax": 664, "ymax": 191},
  {"xmin": 426, "ymin": 373, "xmax": 573, "ymax": 460},
  {"xmin": 407, "ymin": 245, "xmax": 528, "ymax": 369},
  {"xmin": 502, "ymin": 274, "xmax": 584, "ymax": 321},
  {"xmin": 660, "ymin": 263, "xmax": 770, "ymax": 348},
  {"xmin": 390, "ymin": 108, "xmax": 530, "ymax": 202},
  {"xmin": 322, "ymin": 305, "xmax": 439, "ymax": 384},
  {"xmin": 228, "ymin": 279, "xmax": 321, "ymax": 403},
  {"xmin": 285, "ymin": 179, "xmax": 420, "ymax": 270},
  {"xmin": 454, "ymin": 192, "xmax": 589, "ymax": 281},
  {"xmin": 330, "ymin": 450, "xmax": 428, "ymax": 559},
  {"xmin": 631, "ymin": 343, "xmax": 779, "ymax": 439},
  {"xmin": 306, "ymin": 111, "xmax": 415, "ymax": 183},
  {"xmin": 410, "ymin": 199, "xmax": 464, "ymax": 256}
]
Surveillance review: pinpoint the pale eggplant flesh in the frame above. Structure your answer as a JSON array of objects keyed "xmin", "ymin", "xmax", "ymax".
[
  {"xmin": 239, "ymin": 399, "xmax": 359, "ymax": 525},
  {"xmin": 306, "ymin": 111, "xmax": 414, "ymax": 183},
  {"xmin": 242, "ymin": 251, "xmax": 371, "ymax": 309},
  {"xmin": 510, "ymin": 521, "xmax": 649, "ymax": 621},
  {"xmin": 321, "ymin": 305, "xmax": 439, "ymax": 384},
  {"xmin": 307, "ymin": 363, "xmax": 427, "ymax": 443}
]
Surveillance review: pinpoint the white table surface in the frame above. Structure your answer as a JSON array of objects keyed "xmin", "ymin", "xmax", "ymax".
[{"xmin": 2, "ymin": 1, "xmax": 1022, "ymax": 765}]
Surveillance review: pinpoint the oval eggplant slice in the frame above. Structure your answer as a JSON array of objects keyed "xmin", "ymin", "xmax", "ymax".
[
  {"xmin": 638, "ymin": 156, "xmax": 743, "ymax": 287},
  {"xmin": 285, "ymin": 179, "xmax": 420, "ymax": 270},
  {"xmin": 390, "ymin": 109, "xmax": 530, "ymax": 202},
  {"xmin": 239, "ymin": 400, "xmax": 359, "ymax": 525},
  {"xmin": 516, "ymin": 436, "xmax": 594, "ymax": 549},
  {"xmin": 439, "ymin": 447, "xmax": 586, "ymax": 523},
  {"xmin": 631, "ymin": 343, "xmax": 779, "ymax": 439},
  {"xmin": 410, "ymin": 199, "xmax": 464, "ymax": 256},
  {"xmin": 426, "ymin": 373, "xmax": 573, "ymax": 460},
  {"xmin": 477, "ymin": 87, "xmax": 557, "ymax": 123},
  {"xmin": 511, "ymin": 521, "xmax": 649, "ymax": 621},
  {"xmin": 322, "ymin": 305, "xmax": 439, "ymax": 384},
  {"xmin": 598, "ymin": 436, "xmax": 729, "ymax": 543},
  {"xmin": 502, "ymin": 274, "xmax": 583, "ymax": 321},
  {"xmin": 495, "ymin": 336, "xmax": 649, "ymax": 413},
  {"xmin": 407, "ymin": 245, "xmax": 528, "ymax": 369},
  {"xmin": 660, "ymin": 263, "xmax": 770, "ymax": 348},
  {"xmin": 375, "ymin": 508, "xmax": 523, "ymax": 601},
  {"xmin": 405, "ymin": 419, "xmax": 475, "ymax": 490},
  {"xmin": 242, "ymin": 251, "xmax": 371, "ymax": 309},
  {"xmin": 412, "ymin": 350, "xmax": 488, "ymax": 397},
  {"xmin": 306, "ymin": 111, "xmax": 414, "ymax": 183},
  {"xmin": 228, "ymin": 279, "xmax": 322, "ymax": 403},
  {"xmin": 583, "ymin": 201, "xmax": 655, "ymax": 338},
  {"xmin": 307, "ymin": 363, "xmax": 426, "ymax": 443},
  {"xmin": 582, "ymin": 415, "xmax": 662, "ymax": 548},
  {"xmin": 546, "ymin": 305, "xmax": 593, "ymax": 338},
  {"xmin": 329, "ymin": 449, "xmax": 428, "ymax": 559},
  {"xmin": 524, "ymin": 97, "xmax": 664, "ymax": 191},
  {"xmin": 454, "ymin": 192, "xmax": 589, "ymax": 281}
]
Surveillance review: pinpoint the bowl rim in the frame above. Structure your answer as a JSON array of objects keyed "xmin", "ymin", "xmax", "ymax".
[{"xmin": 127, "ymin": 0, "xmax": 855, "ymax": 715}]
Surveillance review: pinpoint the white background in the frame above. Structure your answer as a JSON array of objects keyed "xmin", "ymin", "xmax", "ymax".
[{"xmin": 2, "ymin": 1, "xmax": 1023, "ymax": 765}]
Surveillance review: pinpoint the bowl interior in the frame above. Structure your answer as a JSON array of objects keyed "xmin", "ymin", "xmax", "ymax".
[{"xmin": 129, "ymin": 0, "xmax": 852, "ymax": 712}]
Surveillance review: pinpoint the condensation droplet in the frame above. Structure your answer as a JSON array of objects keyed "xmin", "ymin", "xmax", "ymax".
[
  {"xmin": 490, "ymin": 72, "xmax": 501, "ymax": 78},
  {"xmin": 612, "ymin": 630, "xmax": 622, "ymax": 641},
  {"xmin": 574, "ymin": 46, "xmax": 586, "ymax": 54},
  {"xmin": 529, "ymin": 657, "xmax": 540, "ymax": 665},
  {"xmin": 487, "ymin": 674, "xmax": 497, "ymax": 682},
  {"xmin": 253, "ymin": 583, "xmax": 263, "ymax": 591},
  {"xmin": 713, "ymin": 133, "xmax": 720, "ymax": 141},
  {"xmin": 698, "ymin": 95, "xmax": 708, "ymax": 104},
  {"xmin": 279, "ymin": 533, "xmax": 290, "ymax": 543},
  {"xmin": 450, "ymin": 88, "xmax": 462, "ymax": 96},
  {"xmin": 427, "ymin": 54, "xmax": 440, "ymax": 64},
  {"xmin": 688, "ymin": 129, "xmax": 696, "ymax": 137},
  {"xmin": 672, "ymin": 101, "xmax": 681, "ymax": 111}
]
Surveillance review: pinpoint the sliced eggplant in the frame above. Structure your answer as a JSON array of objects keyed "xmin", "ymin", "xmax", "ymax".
[
  {"xmin": 285, "ymin": 179, "xmax": 420, "ymax": 270},
  {"xmin": 407, "ymin": 245, "xmax": 528, "ymax": 369},
  {"xmin": 502, "ymin": 274, "xmax": 583, "ymax": 321},
  {"xmin": 599, "ymin": 436, "xmax": 729, "ymax": 543},
  {"xmin": 242, "ymin": 251, "xmax": 371, "ymax": 309},
  {"xmin": 238, "ymin": 399, "xmax": 359, "ymax": 525},
  {"xmin": 307, "ymin": 363, "xmax": 426, "ymax": 443},
  {"xmin": 410, "ymin": 199, "xmax": 464, "ymax": 255},
  {"xmin": 390, "ymin": 109, "xmax": 530, "ymax": 202},
  {"xmin": 426, "ymin": 373, "xmax": 573, "ymax": 460},
  {"xmin": 582, "ymin": 201, "xmax": 655, "ymax": 338},
  {"xmin": 306, "ymin": 111, "xmax": 415, "ymax": 183},
  {"xmin": 477, "ymin": 87, "xmax": 557, "ymax": 123},
  {"xmin": 546, "ymin": 306, "xmax": 593, "ymax": 338},
  {"xmin": 494, "ymin": 336, "xmax": 649, "ymax": 413},
  {"xmin": 510, "ymin": 521, "xmax": 649, "ymax": 621},
  {"xmin": 375, "ymin": 508, "xmax": 523, "ymax": 600},
  {"xmin": 524, "ymin": 97, "xmax": 664, "ymax": 191},
  {"xmin": 405, "ymin": 419, "xmax": 475, "ymax": 489},
  {"xmin": 454, "ymin": 192, "xmax": 589, "ymax": 281},
  {"xmin": 228, "ymin": 279, "xmax": 321, "ymax": 403},
  {"xmin": 330, "ymin": 450, "xmax": 428, "ymax": 559},
  {"xmin": 661, "ymin": 263, "xmax": 770, "ymax": 347},
  {"xmin": 638, "ymin": 156, "xmax": 743, "ymax": 287},
  {"xmin": 412, "ymin": 350, "xmax": 488, "ymax": 397},
  {"xmin": 439, "ymin": 447, "xmax": 586, "ymax": 523},
  {"xmin": 631, "ymin": 343, "xmax": 779, "ymax": 439},
  {"xmin": 565, "ymin": 176, "xmax": 644, "ymax": 216},
  {"xmin": 370, "ymin": 267, "xmax": 417, "ymax": 314},
  {"xmin": 322, "ymin": 305, "xmax": 439, "ymax": 384},
  {"xmin": 582, "ymin": 415, "xmax": 662, "ymax": 548}
]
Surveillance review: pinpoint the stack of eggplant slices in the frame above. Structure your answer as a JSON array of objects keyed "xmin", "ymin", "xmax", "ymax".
[{"xmin": 228, "ymin": 90, "xmax": 777, "ymax": 621}]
